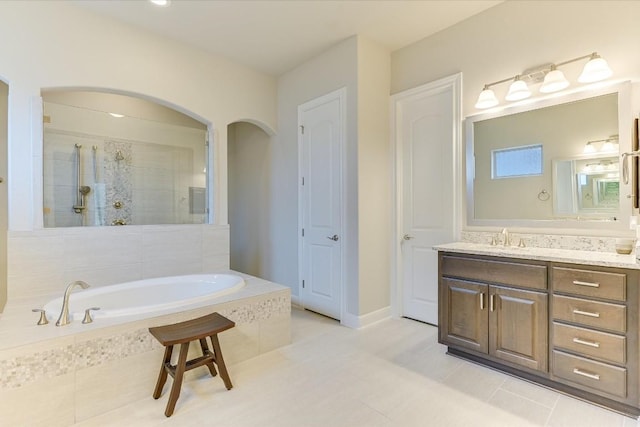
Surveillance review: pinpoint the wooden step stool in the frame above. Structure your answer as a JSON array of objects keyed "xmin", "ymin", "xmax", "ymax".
[{"xmin": 149, "ymin": 312, "xmax": 235, "ymax": 417}]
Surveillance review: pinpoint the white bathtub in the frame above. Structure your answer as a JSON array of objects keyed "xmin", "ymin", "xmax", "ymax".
[{"xmin": 43, "ymin": 274, "xmax": 246, "ymax": 321}]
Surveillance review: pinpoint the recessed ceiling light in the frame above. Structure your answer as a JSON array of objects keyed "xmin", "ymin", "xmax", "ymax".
[{"xmin": 150, "ymin": 0, "xmax": 170, "ymax": 7}]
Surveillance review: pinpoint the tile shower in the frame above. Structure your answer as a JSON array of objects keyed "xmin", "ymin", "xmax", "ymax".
[{"xmin": 42, "ymin": 101, "xmax": 208, "ymax": 227}]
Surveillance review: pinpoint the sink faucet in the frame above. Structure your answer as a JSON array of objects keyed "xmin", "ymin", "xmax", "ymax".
[
  {"xmin": 56, "ymin": 281, "xmax": 90, "ymax": 326},
  {"xmin": 501, "ymin": 228, "xmax": 510, "ymax": 247}
]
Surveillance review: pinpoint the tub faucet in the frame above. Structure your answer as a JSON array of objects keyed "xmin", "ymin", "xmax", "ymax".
[
  {"xmin": 501, "ymin": 228, "xmax": 510, "ymax": 247},
  {"xmin": 56, "ymin": 281, "xmax": 90, "ymax": 326}
]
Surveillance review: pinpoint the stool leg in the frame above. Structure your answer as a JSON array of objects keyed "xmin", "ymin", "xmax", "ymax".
[
  {"xmin": 199, "ymin": 338, "xmax": 218, "ymax": 377},
  {"xmin": 210, "ymin": 334, "xmax": 233, "ymax": 390},
  {"xmin": 153, "ymin": 345, "xmax": 173, "ymax": 399},
  {"xmin": 165, "ymin": 343, "xmax": 189, "ymax": 417}
]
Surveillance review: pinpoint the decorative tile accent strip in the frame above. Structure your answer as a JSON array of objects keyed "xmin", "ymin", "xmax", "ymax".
[
  {"xmin": 220, "ymin": 295, "xmax": 290, "ymax": 324},
  {"xmin": 0, "ymin": 295, "xmax": 290, "ymax": 390},
  {"xmin": 0, "ymin": 345, "xmax": 75, "ymax": 389},
  {"xmin": 461, "ymin": 231, "xmax": 617, "ymax": 252}
]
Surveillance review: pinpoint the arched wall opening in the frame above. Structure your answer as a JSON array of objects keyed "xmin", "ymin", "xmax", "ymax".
[{"xmin": 227, "ymin": 121, "xmax": 272, "ymax": 278}]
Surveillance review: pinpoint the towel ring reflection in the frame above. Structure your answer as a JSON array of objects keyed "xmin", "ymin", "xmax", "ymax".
[{"xmin": 538, "ymin": 189, "xmax": 550, "ymax": 201}]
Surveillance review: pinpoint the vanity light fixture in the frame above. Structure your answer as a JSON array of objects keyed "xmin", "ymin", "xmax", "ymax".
[{"xmin": 475, "ymin": 52, "xmax": 613, "ymax": 109}]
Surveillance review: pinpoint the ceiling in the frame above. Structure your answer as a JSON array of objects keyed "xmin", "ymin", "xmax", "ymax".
[{"xmin": 72, "ymin": 0, "xmax": 502, "ymax": 76}]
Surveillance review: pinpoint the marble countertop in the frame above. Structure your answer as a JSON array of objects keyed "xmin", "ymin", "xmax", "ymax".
[{"xmin": 434, "ymin": 242, "xmax": 640, "ymax": 270}]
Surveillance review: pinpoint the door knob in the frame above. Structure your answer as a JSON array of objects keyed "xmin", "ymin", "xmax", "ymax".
[
  {"xmin": 327, "ymin": 234, "xmax": 339, "ymax": 241},
  {"xmin": 403, "ymin": 234, "xmax": 414, "ymax": 240}
]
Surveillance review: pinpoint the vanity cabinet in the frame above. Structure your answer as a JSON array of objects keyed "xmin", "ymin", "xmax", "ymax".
[
  {"xmin": 439, "ymin": 255, "xmax": 548, "ymax": 373},
  {"xmin": 550, "ymin": 264, "xmax": 638, "ymax": 405},
  {"xmin": 438, "ymin": 251, "xmax": 640, "ymax": 417}
]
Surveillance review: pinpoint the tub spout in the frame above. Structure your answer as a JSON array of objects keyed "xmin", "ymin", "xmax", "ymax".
[{"xmin": 56, "ymin": 281, "xmax": 90, "ymax": 326}]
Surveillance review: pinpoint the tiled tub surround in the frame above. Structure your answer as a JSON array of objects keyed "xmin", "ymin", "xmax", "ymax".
[
  {"xmin": 461, "ymin": 230, "xmax": 621, "ymax": 253},
  {"xmin": 0, "ymin": 274, "xmax": 290, "ymax": 426},
  {"xmin": 7, "ymin": 224, "xmax": 230, "ymax": 300}
]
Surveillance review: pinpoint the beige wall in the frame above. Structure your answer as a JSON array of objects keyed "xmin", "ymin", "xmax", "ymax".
[
  {"xmin": 391, "ymin": 0, "xmax": 640, "ymax": 231},
  {"xmin": 274, "ymin": 37, "xmax": 359, "ymax": 313},
  {"xmin": 392, "ymin": 1, "xmax": 640, "ymax": 114},
  {"xmin": 228, "ymin": 122, "xmax": 272, "ymax": 278},
  {"xmin": 0, "ymin": 1, "xmax": 276, "ymax": 231},
  {"xmin": 357, "ymin": 37, "xmax": 391, "ymax": 315},
  {"xmin": 0, "ymin": 2, "xmax": 275, "ymax": 300},
  {"xmin": 0, "ymin": 82, "xmax": 6, "ymax": 311},
  {"xmin": 273, "ymin": 35, "xmax": 391, "ymax": 321}
]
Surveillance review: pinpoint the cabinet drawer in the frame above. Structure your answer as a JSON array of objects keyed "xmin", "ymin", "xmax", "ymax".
[
  {"xmin": 553, "ymin": 295, "xmax": 626, "ymax": 333},
  {"xmin": 441, "ymin": 256, "xmax": 547, "ymax": 290},
  {"xmin": 553, "ymin": 322, "xmax": 626, "ymax": 365},
  {"xmin": 553, "ymin": 350, "xmax": 627, "ymax": 398},
  {"xmin": 552, "ymin": 267, "xmax": 626, "ymax": 302}
]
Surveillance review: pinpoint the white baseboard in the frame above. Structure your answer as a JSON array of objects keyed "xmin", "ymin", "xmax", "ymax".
[{"xmin": 341, "ymin": 306, "xmax": 391, "ymax": 329}]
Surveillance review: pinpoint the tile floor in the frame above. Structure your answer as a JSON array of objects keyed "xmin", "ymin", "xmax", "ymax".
[{"xmin": 75, "ymin": 308, "xmax": 638, "ymax": 427}]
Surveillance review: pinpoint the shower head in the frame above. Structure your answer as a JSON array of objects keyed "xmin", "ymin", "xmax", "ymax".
[{"xmin": 79, "ymin": 185, "xmax": 91, "ymax": 195}]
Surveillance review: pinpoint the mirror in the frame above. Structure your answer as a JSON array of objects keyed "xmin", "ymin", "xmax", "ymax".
[
  {"xmin": 553, "ymin": 155, "xmax": 619, "ymax": 217},
  {"xmin": 42, "ymin": 90, "xmax": 209, "ymax": 227},
  {"xmin": 466, "ymin": 82, "xmax": 631, "ymax": 230}
]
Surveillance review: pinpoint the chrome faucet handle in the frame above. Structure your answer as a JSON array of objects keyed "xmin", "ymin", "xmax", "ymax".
[
  {"xmin": 518, "ymin": 238, "xmax": 526, "ymax": 248},
  {"xmin": 32, "ymin": 308, "xmax": 49, "ymax": 326},
  {"xmin": 82, "ymin": 307, "xmax": 100, "ymax": 324},
  {"xmin": 490, "ymin": 236, "xmax": 498, "ymax": 246}
]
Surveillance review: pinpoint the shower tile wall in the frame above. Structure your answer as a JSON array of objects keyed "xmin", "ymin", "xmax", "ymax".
[{"xmin": 104, "ymin": 141, "xmax": 132, "ymax": 226}]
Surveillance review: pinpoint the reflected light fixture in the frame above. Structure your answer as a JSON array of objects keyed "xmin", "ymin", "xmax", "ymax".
[
  {"xmin": 475, "ymin": 52, "xmax": 613, "ymax": 109},
  {"xmin": 505, "ymin": 75, "xmax": 531, "ymax": 101},
  {"xmin": 583, "ymin": 134, "xmax": 619, "ymax": 154},
  {"xmin": 109, "ymin": 112, "xmax": 124, "ymax": 118}
]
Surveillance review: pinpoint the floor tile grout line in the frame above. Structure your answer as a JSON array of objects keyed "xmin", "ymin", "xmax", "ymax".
[{"xmin": 497, "ymin": 382, "xmax": 560, "ymax": 410}]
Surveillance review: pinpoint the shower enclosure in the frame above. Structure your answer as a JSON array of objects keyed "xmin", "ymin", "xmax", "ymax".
[{"xmin": 43, "ymin": 98, "xmax": 208, "ymax": 227}]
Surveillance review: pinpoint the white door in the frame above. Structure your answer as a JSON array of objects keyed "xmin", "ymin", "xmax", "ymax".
[
  {"xmin": 299, "ymin": 88, "xmax": 345, "ymax": 320},
  {"xmin": 395, "ymin": 76, "xmax": 460, "ymax": 325}
]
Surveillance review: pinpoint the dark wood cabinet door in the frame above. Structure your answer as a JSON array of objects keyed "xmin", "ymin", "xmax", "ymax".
[
  {"xmin": 440, "ymin": 278, "xmax": 488, "ymax": 354},
  {"xmin": 490, "ymin": 286, "xmax": 548, "ymax": 372}
]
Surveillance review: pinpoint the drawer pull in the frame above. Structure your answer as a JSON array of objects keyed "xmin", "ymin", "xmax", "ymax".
[
  {"xmin": 490, "ymin": 294, "xmax": 495, "ymax": 312},
  {"xmin": 480, "ymin": 293, "xmax": 485, "ymax": 310},
  {"xmin": 572, "ymin": 368, "xmax": 600, "ymax": 381},
  {"xmin": 572, "ymin": 309, "xmax": 600, "ymax": 318},
  {"xmin": 572, "ymin": 337, "xmax": 600, "ymax": 348},
  {"xmin": 572, "ymin": 280, "xmax": 600, "ymax": 288}
]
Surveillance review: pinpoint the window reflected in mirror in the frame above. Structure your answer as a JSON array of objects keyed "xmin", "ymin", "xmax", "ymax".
[{"xmin": 42, "ymin": 90, "xmax": 209, "ymax": 227}]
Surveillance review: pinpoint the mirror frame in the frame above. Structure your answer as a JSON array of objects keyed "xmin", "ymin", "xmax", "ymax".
[{"xmin": 465, "ymin": 81, "xmax": 632, "ymax": 232}]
